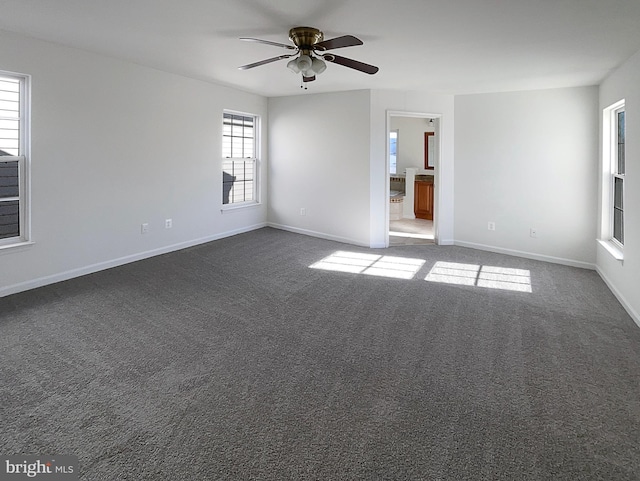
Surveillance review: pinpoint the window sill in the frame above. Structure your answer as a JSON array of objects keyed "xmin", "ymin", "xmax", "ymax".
[
  {"xmin": 221, "ymin": 201, "xmax": 261, "ymax": 213},
  {"xmin": 598, "ymin": 239, "xmax": 623, "ymax": 262},
  {"xmin": 0, "ymin": 240, "xmax": 35, "ymax": 254}
]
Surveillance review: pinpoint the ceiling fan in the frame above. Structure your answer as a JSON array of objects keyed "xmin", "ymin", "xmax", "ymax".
[{"xmin": 239, "ymin": 27, "xmax": 379, "ymax": 85}]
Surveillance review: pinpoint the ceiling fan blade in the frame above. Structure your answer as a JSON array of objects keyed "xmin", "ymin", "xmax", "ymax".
[
  {"xmin": 314, "ymin": 35, "xmax": 363, "ymax": 51},
  {"xmin": 324, "ymin": 54, "xmax": 379, "ymax": 75},
  {"xmin": 238, "ymin": 54, "xmax": 295, "ymax": 70},
  {"xmin": 303, "ymin": 75, "xmax": 316, "ymax": 82},
  {"xmin": 240, "ymin": 37, "xmax": 297, "ymax": 50}
]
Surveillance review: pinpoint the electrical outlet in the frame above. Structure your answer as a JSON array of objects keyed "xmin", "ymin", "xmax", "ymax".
[
  {"xmin": 165, "ymin": 219, "xmax": 172, "ymax": 229},
  {"xmin": 300, "ymin": 208, "xmax": 306, "ymax": 216},
  {"xmin": 530, "ymin": 228, "xmax": 537, "ymax": 238},
  {"xmin": 488, "ymin": 222, "xmax": 496, "ymax": 231},
  {"xmin": 141, "ymin": 223, "xmax": 149, "ymax": 234}
]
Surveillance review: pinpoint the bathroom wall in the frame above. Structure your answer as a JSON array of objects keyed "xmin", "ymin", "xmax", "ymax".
[{"xmin": 389, "ymin": 116, "xmax": 437, "ymax": 175}]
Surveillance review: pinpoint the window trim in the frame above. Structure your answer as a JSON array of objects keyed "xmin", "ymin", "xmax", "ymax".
[
  {"xmin": 0, "ymin": 70, "xmax": 31, "ymax": 249},
  {"xmin": 611, "ymin": 107, "xmax": 625, "ymax": 247},
  {"xmin": 600, "ymin": 99, "xmax": 625, "ymax": 261},
  {"xmin": 221, "ymin": 110, "xmax": 260, "ymax": 211}
]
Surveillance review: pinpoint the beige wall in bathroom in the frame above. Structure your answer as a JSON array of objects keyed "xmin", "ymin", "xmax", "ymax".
[{"xmin": 390, "ymin": 116, "xmax": 435, "ymax": 174}]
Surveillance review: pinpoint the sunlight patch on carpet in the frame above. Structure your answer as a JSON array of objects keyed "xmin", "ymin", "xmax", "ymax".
[
  {"xmin": 310, "ymin": 251, "xmax": 425, "ymax": 280},
  {"xmin": 425, "ymin": 261, "xmax": 532, "ymax": 293}
]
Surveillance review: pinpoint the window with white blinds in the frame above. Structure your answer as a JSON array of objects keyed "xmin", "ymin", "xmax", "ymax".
[
  {"xmin": 0, "ymin": 72, "xmax": 29, "ymax": 246},
  {"xmin": 222, "ymin": 112, "xmax": 258, "ymax": 206}
]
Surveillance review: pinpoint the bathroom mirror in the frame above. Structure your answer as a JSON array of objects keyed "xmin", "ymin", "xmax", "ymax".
[{"xmin": 424, "ymin": 132, "xmax": 435, "ymax": 169}]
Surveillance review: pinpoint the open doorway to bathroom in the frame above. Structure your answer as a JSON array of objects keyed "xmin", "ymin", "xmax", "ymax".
[{"xmin": 387, "ymin": 112, "xmax": 440, "ymax": 246}]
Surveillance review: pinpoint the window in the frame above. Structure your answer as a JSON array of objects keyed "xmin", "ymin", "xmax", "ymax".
[
  {"xmin": 389, "ymin": 130, "xmax": 398, "ymax": 175},
  {"xmin": 0, "ymin": 72, "xmax": 29, "ymax": 247},
  {"xmin": 601, "ymin": 100, "xmax": 625, "ymax": 258},
  {"xmin": 222, "ymin": 112, "xmax": 258, "ymax": 206},
  {"xmin": 613, "ymin": 108, "xmax": 625, "ymax": 245}
]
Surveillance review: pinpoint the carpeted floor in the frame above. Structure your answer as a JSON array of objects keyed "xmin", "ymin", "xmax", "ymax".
[{"xmin": 1, "ymin": 227, "xmax": 640, "ymax": 480}]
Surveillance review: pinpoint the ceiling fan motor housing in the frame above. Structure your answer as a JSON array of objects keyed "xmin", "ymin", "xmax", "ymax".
[{"xmin": 289, "ymin": 27, "xmax": 324, "ymax": 49}]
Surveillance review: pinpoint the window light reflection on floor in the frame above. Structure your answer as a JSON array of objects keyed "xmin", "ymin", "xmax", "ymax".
[
  {"xmin": 425, "ymin": 261, "xmax": 532, "ymax": 293},
  {"xmin": 309, "ymin": 251, "xmax": 425, "ymax": 280},
  {"xmin": 389, "ymin": 230, "xmax": 435, "ymax": 240},
  {"xmin": 310, "ymin": 254, "xmax": 532, "ymax": 291}
]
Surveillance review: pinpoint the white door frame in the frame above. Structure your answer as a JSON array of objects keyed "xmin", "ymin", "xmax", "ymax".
[{"xmin": 385, "ymin": 110, "xmax": 443, "ymax": 247}]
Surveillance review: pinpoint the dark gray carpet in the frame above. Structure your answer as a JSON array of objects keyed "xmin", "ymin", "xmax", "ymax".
[{"xmin": 1, "ymin": 227, "xmax": 640, "ymax": 480}]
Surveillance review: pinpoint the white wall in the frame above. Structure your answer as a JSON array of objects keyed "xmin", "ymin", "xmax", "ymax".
[
  {"xmin": 598, "ymin": 49, "xmax": 640, "ymax": 325},
  {"xmin": 454, "ymin": 87, "xmax": 598, "ymax": 268},
  {"xmin": 267, "ymin": 90, "xmax": 371, "ymax": 246},
  {"xmin": 268, "ymin": 88, "xmax": 453, "ymax": 249},
  {"xmin": 370, "ymin": 90, "xmax": 455, "ymax": 247},
  {"xmin": 0, "ymin": 30, "xmax": 267, "ymax": 296}
]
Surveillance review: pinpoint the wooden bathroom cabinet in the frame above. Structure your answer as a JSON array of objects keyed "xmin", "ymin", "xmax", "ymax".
[{"xmin": 414, "ymin": 179, "xmax": 434, "ymax": 220}]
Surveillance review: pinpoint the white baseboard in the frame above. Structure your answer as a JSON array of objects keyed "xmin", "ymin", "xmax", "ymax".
[
  {"xmin": 454, "ymin": 240, "xmax": 596, "ymax": 270},
  {"xmin": 437, "ymin": 238, "xmax": 455, "ymax": 246},
  {"xmin": 0, "ymin": 223, "xmax": 267, "ymax": 298},
  {"xmin": 595, "ymin": 266, "xmax": 640, "ymax": 329},
  {"xmin": 267, "ymin": 223, "xmax": 370, "ymax": 247}
]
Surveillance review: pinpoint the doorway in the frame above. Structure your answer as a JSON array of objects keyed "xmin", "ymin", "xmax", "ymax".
[{"xmin": 386, "ymin": 111, "xmax": 441, "ymax": 246}]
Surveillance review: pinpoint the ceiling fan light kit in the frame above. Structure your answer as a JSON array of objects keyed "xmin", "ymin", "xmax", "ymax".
[
  {"xmin": 311, "ymin": 57, "xmax": 327, "ymax": 75},
  {"xmin": 286, "ymin": 58, "xmax": 301, "ymax": 74},
  {"xmin": 239, "ymin": 26, "xmax": 378, "ymax": 88},
  {"xmin": 286, "ymin": 53, "xmax": 326, "ymax": 76},
  {"xmin": 294, "ymin": 53, "xmax": 313, "ymax": 73}
]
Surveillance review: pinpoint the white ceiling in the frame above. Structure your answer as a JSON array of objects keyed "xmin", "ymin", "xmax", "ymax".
[{"xmin": 1, "ymin": 0, "xmax": 640, "ymax": 97}]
